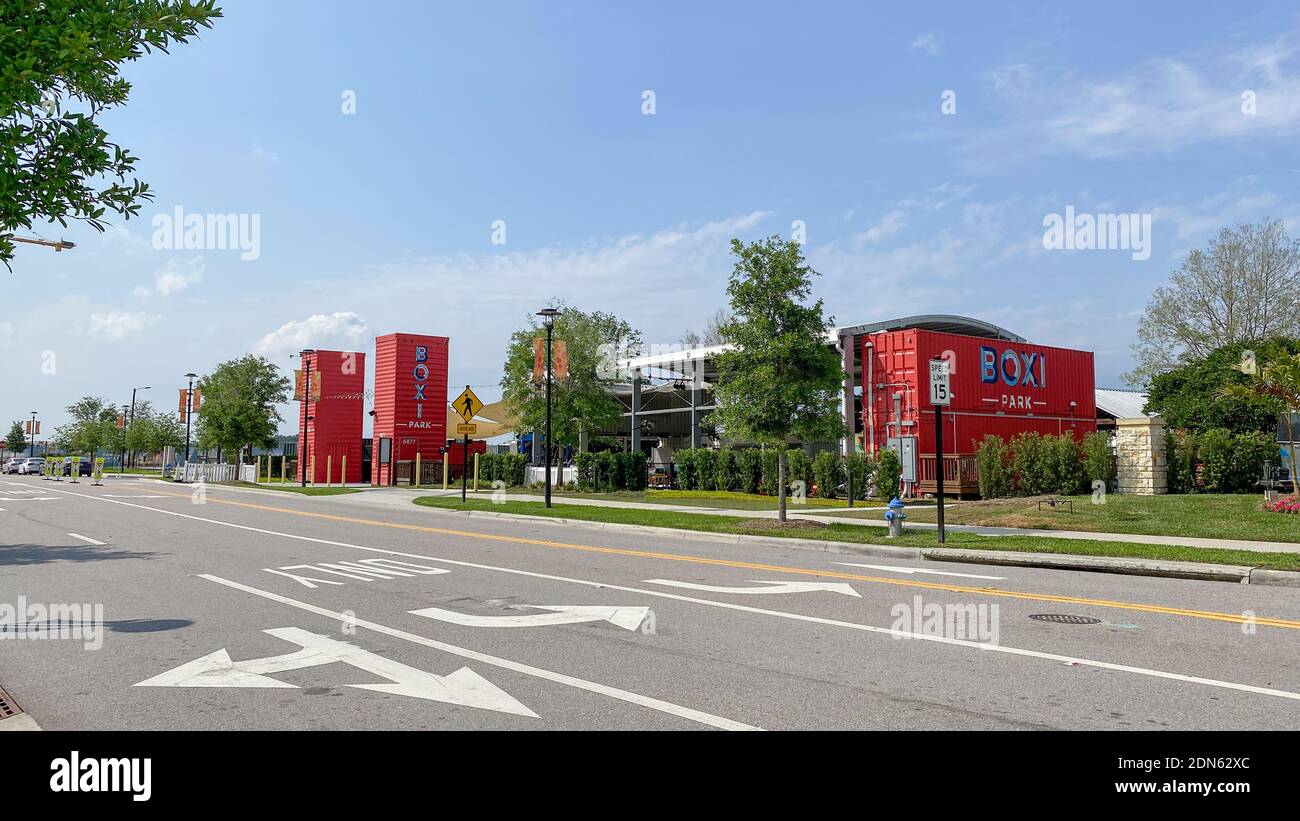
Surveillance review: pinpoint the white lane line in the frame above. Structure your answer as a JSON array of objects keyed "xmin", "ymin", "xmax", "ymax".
[
  {"xmin": 644, "ymin": 579, "xmax": 862, "ymax": 597},
  {"xmin": 102, "ymin": 495, "xmax": 169, "ymax": 499},
  {"xmin": 67, "ymin": 533, "xmax": 106, "ymax": 546},
  {"xmin": 410, "ymin": 604, "xmax": 652, "ymax": 631},
  {"xmin": 25, "ymin": 483, "xmax": 1300, "ymax": 705},
  {"xmin": 834, "ymin": 562, "xmax": 1006, "ymax": 580},
  {"xmin": 197, "ymin": 574, "xmax": 757, "ymax": 731}
]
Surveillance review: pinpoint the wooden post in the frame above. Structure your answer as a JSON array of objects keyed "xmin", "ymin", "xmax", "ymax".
[
  {"xmin": 342, "ymin": 454, "xmax": 348, "ymax": 487},
  {"xmin": 415, "ymin": 452, "xmax": 422, "ymax": 488},
  {"xmin": 443, "ymin": 458, "xmax": 449, "ymax": 490},
  {"xmin": 310, "ymin": 456, "xmax": 316, "ymax": 486},
  {"xmin": 280, "ymin": 454, "xmax": 286, "ymax": 484},
  {"xmin": 473, "ymin": 452, "xmax": 480, "ymax": 492},
  {"xmin": 327, "ymin": 454, "xmax": 333, "ymax": 488}
]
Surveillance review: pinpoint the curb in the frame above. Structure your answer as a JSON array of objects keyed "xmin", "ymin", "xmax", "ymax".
[
  {"xmin": 0, "ymin": 713, "xmax": 41, "ymax": 731},
  {"xmin": 0, "ymin": 685, "xmax": 39, "ymax": 731},
  {"xmin": 412, "ymin": 502, "xmax": 1300, "ymax": 586},
  {"xmin": 919, "ymin": 548, "xmax": 1253, "ymax": 583}
]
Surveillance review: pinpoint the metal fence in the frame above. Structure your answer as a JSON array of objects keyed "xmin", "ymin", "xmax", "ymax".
[{"xmin": 174, "ymin": 463, "xmax": 239, "ymax": 483}]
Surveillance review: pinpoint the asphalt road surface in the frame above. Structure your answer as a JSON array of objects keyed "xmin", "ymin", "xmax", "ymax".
[{"xmin": 1, "ymin": 476, "xmax": 1297, "ymax": 730}]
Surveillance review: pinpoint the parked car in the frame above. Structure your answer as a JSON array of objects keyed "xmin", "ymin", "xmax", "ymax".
[
  {"xmin": 61, "ymin": 458, "xmax": 93, "ymax": 477},
  {"xmin": 16, "ymin": 457, "xmax": 45, "ymax": 475},
  {"xmin": 2, "ymin": 457, "xmax": 23, "ymax": 474}
]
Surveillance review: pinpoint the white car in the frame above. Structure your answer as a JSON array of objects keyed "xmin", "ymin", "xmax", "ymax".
[
  {"xmin": 16, "ymin": 457, "xmax": 45, "ymax": 475},
  {"xmin": 1, "ymin": 457, "xmax": 22, "ymax": 474}
]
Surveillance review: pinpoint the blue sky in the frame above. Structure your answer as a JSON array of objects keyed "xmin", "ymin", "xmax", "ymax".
[{"xmin": 5, "ymin": 0, "xmax": 1300, "ymax": 434}]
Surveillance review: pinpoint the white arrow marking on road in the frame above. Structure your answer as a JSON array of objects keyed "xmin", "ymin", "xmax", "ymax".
[
  {"xmin": 644, "ymin": 579, "xmax": 861, "ymax": 597},
  {"xmin": 134, "ymin": 627, "xmax": 537, "ymax": 717},
  {"xmin": 410, "ymin": 604, "xmax": 651, "ymax": 631},
  {"xmin": 833, "ymin": 562, "xmax": 1005, "ymax": 580},
  {"xmin": 67, "ymin": 533, "xmax": 107, "ymax": 546}
]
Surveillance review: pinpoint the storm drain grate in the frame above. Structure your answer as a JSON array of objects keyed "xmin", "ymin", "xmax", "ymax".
[
  {"xmin": 0, "ymin": 685, "xmax": 22, "ymax": 719},
  {"xmin": 1029, "ymin": 613, "xmax": 1102, "ymax": 625}
]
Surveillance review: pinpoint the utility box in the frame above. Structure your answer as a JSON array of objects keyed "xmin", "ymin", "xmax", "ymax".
[{"xmin": 298, "ymin": 350, "xmax": 365, "ymax": 485}]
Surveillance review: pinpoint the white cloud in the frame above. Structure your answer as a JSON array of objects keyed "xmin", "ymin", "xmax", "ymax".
[
  {"xmin": 911, "ymin": 33, "xmax": 940, "ymax": 57},
  {"xmin": 86, "ymin": 310, "xmax": 159, "ymax": 340},
  {"xmin": 253, "ymin": 312, "xmax": 372, "ymax": 356},
  {"xmin": 0, "ymin": 321, "xmax": 14, "ymax": 349},
  {"xmin": 970, "ymin": 31, "xmax": 1300, "ymax": 159},
  {"xmin": 251, "ymin": 144, "xmax": 279, "ymax": 162},
  {"xmin": 856, "ymin": 210, "xmax": 907, "ymax": 244},
  {"xmin": 134, "ymin": 256, "xmax": 205, "ymax": 298}
]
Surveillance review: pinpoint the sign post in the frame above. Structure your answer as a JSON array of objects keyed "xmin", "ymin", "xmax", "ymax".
[
  {"xmin": 928, "ymin": 359, "xmax": 950, "ymax": 544},
  {"xmin": 452, "ymin": 387, "xmax": 482, "ymax": 503}
]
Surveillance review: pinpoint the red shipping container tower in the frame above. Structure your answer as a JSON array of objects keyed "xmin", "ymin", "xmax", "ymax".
[
  {"xmin": 373, "ymin": 333, "xmax": 449, "ymax": 486},
  {"xmin": 863, "ymin": 329, "xmax": 1096, "ymax": 495},
  {"xmin": 298, "ymin": 350, "xmax": 366, "ymax": 484}
]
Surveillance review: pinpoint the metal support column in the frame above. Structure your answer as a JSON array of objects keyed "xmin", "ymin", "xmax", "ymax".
[
  {"xmin": 841, "ymin": 334, "xmax": 856, "ymax": 456},
  {"xmin": 630, "ymin": 368, "xmax": 642, "ymax": 454},
  {"xmin": 690, "ymin": 362, "xmax": 702, "ymax": 449}
]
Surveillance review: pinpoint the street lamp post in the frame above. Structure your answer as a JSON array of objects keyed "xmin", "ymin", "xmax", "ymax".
[
  {"xmin": 183, "ymin": 373, "xmax": 198, "ymax": 463},
  {"xmin": 123, "ymin": 385, "xmax": 151, "ymax": 472},
  {"xmin": 28, "ymin": 411, "xmax": 37, "ymax": 457},
  {"xmin": 537, "ymin": 308, "xmax": 560, "ymax": 508}
]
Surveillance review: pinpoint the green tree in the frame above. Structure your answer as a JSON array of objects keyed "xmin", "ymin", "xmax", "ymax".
[
  {"xmin": 500, "ymin": 304, "xmax": 641, "ymax": 457},
  {"xmin": 1, "ymin": 0, "xmax": 222, "ymax": 268},
  {"xmin": 123, "ymin": 400, "xmax": 155, "ymax": 457},
  {"xmin": 1145, "ymin": 338, "xmax": 1300, "ymax": 434},
  {"xmin": 52, "ymin": 396, "xmax": 116, "ymax": 456},
  {"xmin": 196, "ymin": 355, "xmax": 291, "ymax": 464},
  {"xmin": 711, "ymin": 237, "xmax": 845, "ymax": 522},
  {"xmin": 1219, "ymin": 346, "xmax": 1300, "ymax": 494},
  {"xmin": 5, "ymin": 420, "xmax": 27, "ymax": 456},
  {"xmin": 1126, "ymin": 219, "xmax": 1300, "ymax": 385},
  {"xmin": 145, "ymin": 411, "xmax": 187, "ymax": 460}
]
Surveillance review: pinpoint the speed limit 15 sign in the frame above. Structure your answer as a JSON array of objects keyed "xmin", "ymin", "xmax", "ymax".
[{"xmin": 929, "ymin": 359, "xmax": 951, "ymax": 406}]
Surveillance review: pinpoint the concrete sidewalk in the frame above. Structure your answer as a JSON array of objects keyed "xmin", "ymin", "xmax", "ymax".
[{"xmin": 356, "ymin": 488, "xmax": 1300, "ymax": 555}]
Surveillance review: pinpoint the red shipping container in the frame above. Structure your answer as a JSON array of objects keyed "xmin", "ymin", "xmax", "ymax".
[
  {"xmin": 373, "ymin": 333, "xmax": 449, "ymax": 486},
  {"xmin": 862, "ymin": 329, "xmax": 1096, "ymax": 494},
  {"xmin": 298, "ymin": 350, "xmax": 366, "ymax": 484}
]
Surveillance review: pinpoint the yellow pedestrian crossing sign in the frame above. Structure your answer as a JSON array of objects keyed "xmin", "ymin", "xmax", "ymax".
[{"xmin": 452, "ymin": 386, "xmax": 483, "ymax": 422}]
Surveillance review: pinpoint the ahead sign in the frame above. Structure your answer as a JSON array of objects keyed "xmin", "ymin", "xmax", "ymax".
[{"xmin": 929, "ymin": 359, "xmax": 951, "ymax": 406}]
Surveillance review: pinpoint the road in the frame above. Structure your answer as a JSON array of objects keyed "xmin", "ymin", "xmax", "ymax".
[{"xmin": 1, "ymin": 475, "xmax": 1298, "ymax": 730}]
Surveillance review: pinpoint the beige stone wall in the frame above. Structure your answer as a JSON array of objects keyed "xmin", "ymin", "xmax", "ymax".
[{"xmin": 1115, "ymin": 416, "xmax": 1167, "ymax": 495}]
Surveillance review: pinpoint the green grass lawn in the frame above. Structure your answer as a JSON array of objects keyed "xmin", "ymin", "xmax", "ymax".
[
  {"xmin": 504, "ymin": 487, "xmax": 923, "ymax": 511},
  {"xmin": 809, "ymin": 493, "xmax": 1299, "ymax": 544},
  {"xmin": 238, "ymin": 482, "xmax": 359, "ymax": 496},
  {"xmin": 412, "ymin": 496, "xmax": 1300, "ymax": 570}
]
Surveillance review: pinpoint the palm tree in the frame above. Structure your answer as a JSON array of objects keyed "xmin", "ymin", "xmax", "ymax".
[{"xmin": 1219, "ymin": 351, "xmax": 1300, "ymax": 495}]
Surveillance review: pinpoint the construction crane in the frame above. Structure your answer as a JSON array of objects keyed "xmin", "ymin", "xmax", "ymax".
[{"xmin": 11, "ymin": 236, "xmax": 76, "ymax": 252}]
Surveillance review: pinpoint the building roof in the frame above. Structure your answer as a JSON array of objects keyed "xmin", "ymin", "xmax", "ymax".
[
  {"xmin": 832, "ymin": 314, "xmax": 1027, "ymax": 342},
  {"xmin": 614, "ymin": 314, "xmax": 1028, "ymax": 383},
  {"xmin": 1095, "ymin": 388, "xmax": 1151, "ymax": 419}
]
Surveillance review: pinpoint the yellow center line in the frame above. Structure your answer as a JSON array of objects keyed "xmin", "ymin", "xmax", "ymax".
[{"xmin": 144, "ymin": 488, "xmax": 1300, "ymax": 630}]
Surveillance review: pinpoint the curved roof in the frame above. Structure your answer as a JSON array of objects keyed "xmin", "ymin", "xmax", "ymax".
[{"xmin": 834, "ymin": 314, "xmax": 1026, "ymax": 343}]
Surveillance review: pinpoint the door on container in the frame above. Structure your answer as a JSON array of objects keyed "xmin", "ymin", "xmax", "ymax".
[{"xmin": 361, "ymin": 438, "xmax": 372, "ymax": 484}]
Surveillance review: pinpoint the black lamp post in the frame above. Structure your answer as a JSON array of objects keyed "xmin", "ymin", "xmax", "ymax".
[
  {"xmin": 537, "ymin": 307, "xmax": 560, "ymax": 508},
  {"xmin": 183, "ymin": 373, "xmax": 197, "ymax": 462},
  {"xmin": 28, "ymin": 411, "xmax": 37, "ymax": 457}
]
